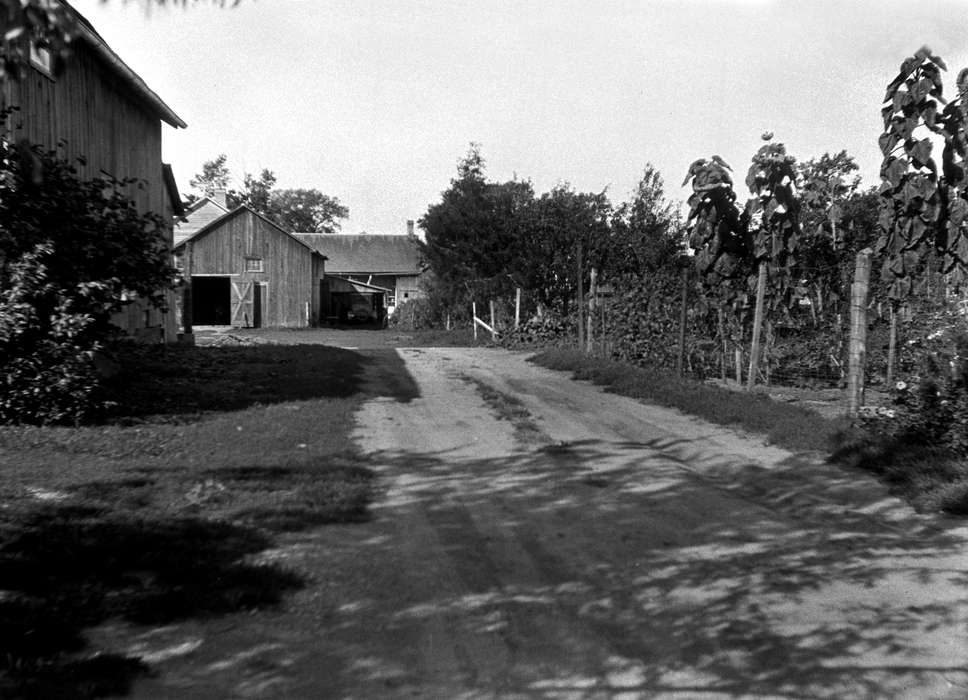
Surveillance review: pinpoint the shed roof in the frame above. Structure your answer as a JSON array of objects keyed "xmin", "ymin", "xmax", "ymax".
[
  {"xmin": 295, "ymin": 234, "xmax": 422, "ymax": 274},
  {"xmin": 174, "ymin": 205, "xmax": 325, "ymax": 259},
  {"xmin": 63, "ymin": 1, "xmax": 186, "ymax": 128}
]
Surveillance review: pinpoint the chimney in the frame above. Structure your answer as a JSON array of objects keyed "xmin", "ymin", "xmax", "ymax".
[
  {"xmin": 406, "ymin": 219, "xmax": 415, "ymax": 237},
  {"xmin": 212, "ymin": 188, "xmax": 227, "ymax": 209}
]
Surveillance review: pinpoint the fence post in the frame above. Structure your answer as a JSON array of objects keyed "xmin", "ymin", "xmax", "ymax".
[
  {"xmin": 886, "ymin": 303, "xmax": 897, "ymax": 388},
  {"xmin": 515, "ymin": 288, "xmax": 522, "ymax": 329},
  {"xmin": 489, "ymin": 300, "xmax": 497, "ymax": 339},
  {"xmin": 718, "ymin": 309, "xmax": 727, "ymax": 382},
  {"xmin": 676, "ymin": 264, "xmax": 688, "ymax": 377},
  {"xmin": 576, "ymin": 239, "xmax": 585, "ymax": 350},
  {"xmin": 446, "ymin": 312, "xmax": 451, "ymax": 331},
  {"xmin": 587, "ymin": 268, "xmax": 598, "ymax": 353},
  {"xmin": 181, "ymin": 240, "xmax": 194, "ymax": 343},
  {"xmin": 735, "ymin": 347, "xmax": 743, "ymax": 385},
  {"xmin": 747, "ymin": 261, "xmax": 768, "ymax": 390},
  {"xmin": 847, "ymin": 249, "xmax": 872, "ymax": 416},
  {"xmin": 472, "ymin": 302, "xmax": 478, "ymax": 341}
]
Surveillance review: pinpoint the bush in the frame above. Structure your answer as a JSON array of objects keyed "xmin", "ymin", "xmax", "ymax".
[
  {"xmin": 0, "ymin": 132, "xmax": 175, "ymax": 424},
  {"xmin": 499, "ymin": 312, "xmax": 572, "ymax": 349}
]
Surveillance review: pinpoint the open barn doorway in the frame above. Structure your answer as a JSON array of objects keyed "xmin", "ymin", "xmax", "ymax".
[{"xmin": 192, "ymin": 276, "xmax": 231, "ymax": 325}]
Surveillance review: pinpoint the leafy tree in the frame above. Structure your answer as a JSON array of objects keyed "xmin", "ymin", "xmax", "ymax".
[
  {"xmin": 420, "ymin": 144, "xmax": 535, "ymax": 307},
  {"xmin": 269, "ymin": 188, "xmax": 349, "ymax": 233},
  {"xmin": 0, "ymin": 134, "xmax": 175, "ymax": 423},
  {"xmin": 227, "ymin": 167, "xmax": 276, "ymax": 212},
  {"xmin": 188, "ymin": 153, "xmax": 230, "ymax": 198},
  {"xmin": 608, "ymin": 164, "xmax": 683, "ymax": 275}
]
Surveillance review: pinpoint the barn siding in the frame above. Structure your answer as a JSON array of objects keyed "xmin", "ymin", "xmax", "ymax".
[
  {"xmin": 3, "ymin": 41, "xmax": 177, "ymax": 340},
  {"xmin": 188, "ymin": 210, "xmax": 319, "ymax": 328}
]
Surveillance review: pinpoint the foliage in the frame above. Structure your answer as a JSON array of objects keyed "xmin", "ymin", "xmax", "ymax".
[
  {"xmin": 420, "ymin": 144, "xmax": 535, "ymax": 306},
  {"xmin": 268, "ymin": 188, "xmax": 349, "ymax": 233},
  {"xmin": 876, "ymin": 45, "xmax": 968, "ymax": 301},
  {"xmin": 188, "ymin": 153, "xmax": 230, "ymax": 198},
  {"xmin": 608, "ymin": 165, "xmax": 684, "ymax": 275},
  {"xmin": 499, "ymin": 313, "xmax": 572, "ymax": 350},
  {"xmin": 188, "ymin": 155, "xmax": 349, "ymax": 233},
  {"xmin": 0, "ymin": 136, "xmax": 173, "ymax": 424},
  {"xmin": 387, "ymin": 297, "xmax": 438, "ymax": 331}
]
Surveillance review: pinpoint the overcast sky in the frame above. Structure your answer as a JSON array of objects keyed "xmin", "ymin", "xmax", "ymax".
[{"xmin": 72, "ymin": 0, "xmax": 968, "ymax": 235}]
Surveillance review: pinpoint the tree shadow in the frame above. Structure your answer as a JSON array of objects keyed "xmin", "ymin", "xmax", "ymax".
[
  {"xmin": 0, "ymin": 460, "xmax": 377, "ymax": 698},
  {"xmin": 302, "ymin": 437, "xmax": 968, "ymax": 698},
  {"xmin": 97, "ymin": 343, "xmax": 419, "ymax": 424}
]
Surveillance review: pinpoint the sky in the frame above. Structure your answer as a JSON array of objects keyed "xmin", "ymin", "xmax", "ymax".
[{"xmin": 71, "ymin": 0, "xmax": 968, "ymax": 235}]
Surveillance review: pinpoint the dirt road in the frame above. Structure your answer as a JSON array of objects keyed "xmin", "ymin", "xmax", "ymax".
[{"xmin": 137, "ymin": 345, "xmax": 968, "ymax": 698}]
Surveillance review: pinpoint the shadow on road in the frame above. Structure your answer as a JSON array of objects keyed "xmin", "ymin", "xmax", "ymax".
[{"xmin": 306, "ymin": 437, "xmax": 968, "ymax": 698}]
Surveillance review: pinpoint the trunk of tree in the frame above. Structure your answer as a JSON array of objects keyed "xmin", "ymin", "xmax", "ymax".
[
  {"xmin": 847, "ymin": 249, "xmax": 872, "ymax": 416},
  {"xmin": 576, "ymin": 240, "xmax": 585, "ymax": 350}
]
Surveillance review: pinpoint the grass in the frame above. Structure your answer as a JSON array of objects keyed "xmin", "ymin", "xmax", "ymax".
[
  {"xmin": 530, "ymin": 349, "xmax": 847, "ymax": 453},
  {"xmin": 831, "ymin": 427, "xmax": 968, "ymax": 515},
  {"xmin": 0, "ymin": 342, "xmax": 416, "ymax": 698},
  {"xmin": 530, "ymin": 348, "xmax": 968, "ymax": 516}
]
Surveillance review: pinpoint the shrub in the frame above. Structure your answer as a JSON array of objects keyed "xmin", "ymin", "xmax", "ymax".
[
  {"xmin": 0, "ymin": 131, "xmax": 175, "ymax": 424},
  {"xmin": 499, "ymin": 312, "xmax": 572, "ymax": 349}
]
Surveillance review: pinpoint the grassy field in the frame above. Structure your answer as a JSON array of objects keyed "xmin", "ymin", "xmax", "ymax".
[{"xmin": 0, "ymin": 342, "xmax": 416, "ymax": 698}]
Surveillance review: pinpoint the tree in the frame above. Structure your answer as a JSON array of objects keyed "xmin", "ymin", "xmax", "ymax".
[
  {"xmin": 420, "ymin": 144, "xmax": 536, "ymax": 306},
  {"xmin": 188, "ymin": 153, "xmax": 230, "ymax": 198},
  {"xmin": 268, "ymin": 189, "xmax": 348, "ymax": 233},
  {"xmin": 0, "ymin": 134, "xmax": 175, "ymax": 423},
  {"xmin": 608, "ymin": 164, "xmax": 683, "ymax": 275},
  {"xmin": 229, "ymin": 168, "xmax": 276, "ymax": 213}
]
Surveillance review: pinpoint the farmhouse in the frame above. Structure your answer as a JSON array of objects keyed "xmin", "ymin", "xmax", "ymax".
[
  {"xmin": 296, "ymin": 223, "xmax": 424, "ymax": 318},
  {"xmin": 2, "ymin": 0, "xmax": 186, "ymax": 341},
  {"xmin": 174, "ymin": 205, "xmax": 326, "ymax": 328}
]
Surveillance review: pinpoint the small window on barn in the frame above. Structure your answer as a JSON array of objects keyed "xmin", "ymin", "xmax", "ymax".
[
  {"xmin": 29, "ymin": 41, "xmax": 53, "ymax": 77},
  {"xmin": 245, "ymin": 257, "xmax": 264, "ymax": 273},
  {"xmin": 403, "ymin": 292, "xmax": 410, "ymax": 299}
]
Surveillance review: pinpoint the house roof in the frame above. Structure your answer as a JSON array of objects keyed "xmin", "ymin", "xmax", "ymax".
[
  {"xmin": 174, "ymin": 197, "xmax": 228, "ymax": 246},
  {"xmin": 63, "ymin": 1, "xmax": 187, "ymax": 129},
  {"xmin": 174, "ymin": 205, "xmax": 326, "ymax": 259},
  {"xmin": 295, "ymin": 234, "xmax": 422, "ymax": 274}
]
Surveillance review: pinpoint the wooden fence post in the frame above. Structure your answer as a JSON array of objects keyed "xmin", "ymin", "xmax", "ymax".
[
  {"xmin": 886, "ymin": 303, "xmax": 897, "ymax": 388},
  {"xmin": 718, "ymin": 309, "xmax": 727, "ymax": 382},
  {"xmin": 446, "ymin": 312, "xmax": 451, "ymax": 331},
  {"xmin": 515, "ymin": 288, "xmax": 522, "ymax": 329},
  {"xmin": 181, "ymin": 240, "xmax": 194, "ymax": 343},
  {"xmin": 747, "ymin": 261, "xmax": 768, "ymax": 390},
  {"xmin": 489, "ymin": 300, "xmax": 497, "ymax": 338},
  {"xmin": 576, "ymin": 240, "xmax": 584, "ymax": 350},
  {"xmin": 676, "ymin": 264, "xmax": 688, "ymax": 377},
  {"xmin": 587, "ymin": 268, "xmax": 598, "ymax": 353},
  {"xmin": 735, "ymin": 347, "xmax": 743, "ymax": 385},
  {"xmin": 472, "ymin": 302, "xmax": 478, "ymax": 341},
  {"xmin": 847, "ymin": 249, "xmax": 873, "ymax": 416}
]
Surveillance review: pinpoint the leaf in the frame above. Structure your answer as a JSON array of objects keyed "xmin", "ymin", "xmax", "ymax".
[
  {"xmin": 879, "ymin": 131, "xmax": 900, "ymax": 155},
  {"xmin": 910, "ymin": 137, "xmax": 933, "ymax": 167}
]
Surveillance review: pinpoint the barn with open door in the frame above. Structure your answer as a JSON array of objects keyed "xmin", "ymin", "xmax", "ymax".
[{"xmin": 174, "ymin": 206, "xmax": 326, "ymax": 328}]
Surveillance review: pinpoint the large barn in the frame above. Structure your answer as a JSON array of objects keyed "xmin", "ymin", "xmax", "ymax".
[
  {"xmin": 2, "ymin": 0, "xmax": 186, "ymax": 341},
  {"xmin": 174, "ymin": 206, "xmax": 326, "ymax": 329}
]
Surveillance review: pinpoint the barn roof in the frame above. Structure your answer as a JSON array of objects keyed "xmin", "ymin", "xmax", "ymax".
[
  {"xmin": 294, "ymin": 234, "xmax": 422, "ymax": 274},
  {"xmin": 63, "ymin": 1, "xmax": 187, "ymax": 129},
  {"xmin": 174, "ymin": 205, "xmax": 326, "ymax": 259}
]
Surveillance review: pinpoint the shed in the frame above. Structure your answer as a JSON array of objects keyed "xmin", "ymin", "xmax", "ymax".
[
  {"xmin": 295, "ymin": 233, "xmax": 423, "ymax": 308},
  {"xmin": 174, "ymin": 206, "xmax": 326, "ymax": 328}
]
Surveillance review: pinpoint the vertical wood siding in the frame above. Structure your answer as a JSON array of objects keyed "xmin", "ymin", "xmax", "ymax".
[
  {"xmin": 4, "ymin": 42, "xmax": 175, "ymax": 339},
  {"xmin": 189, "ymin": 210, "xmax": 320, "ymax": 327}
]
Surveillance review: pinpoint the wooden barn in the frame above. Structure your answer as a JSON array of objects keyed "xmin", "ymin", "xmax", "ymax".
[
  {"xmin": 174, "ymin": 206, "xmax": 326, "ymax": 329},
  {"xmin": 1, "ymin": 0, "xmax": 186, "ymax": 341}
]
